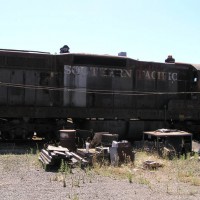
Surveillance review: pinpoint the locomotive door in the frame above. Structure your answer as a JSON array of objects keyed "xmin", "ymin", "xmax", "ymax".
[
  {"xmin": 35, "ymin": 72, "xmax": 53, "ymax": 106},
  {"xmin": 72, "ymin": 67, "xmax": 87, "ymax": 107},
  {"xmin": 8, "ymin": 70, "xmax": 25, "ymax": 105}
]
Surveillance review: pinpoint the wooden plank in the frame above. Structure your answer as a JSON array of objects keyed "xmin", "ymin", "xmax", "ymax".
[
  {"xmin": 53, "ymin": 150, "xmax": 67, "ymax": 156},
  {"xmin": 65, "ymin": 152, "xmax": 73, "ymax": 157},
  {"xmin": 39, "ymin": 155, "xmax": 50, "ymax": 165},
  {"xmin": 47, "ymin": 145, "xmax": 69, "ymax": 152},
  {"xmin": 50, "ymin": 151, "xmax": 57, "ymax": 157},
  {"xmin": 71, "ymin": 152, "xmax": 88, "ymax": 164},
  {"xmin": 40, "ymin": 152, "xmax": 51, "ymax": 163},
  {"xmin": 42, "ymin": 149, "xmax": 52, "ymax": 158}
]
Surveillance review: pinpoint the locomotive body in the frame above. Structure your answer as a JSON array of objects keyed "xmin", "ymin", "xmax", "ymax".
[
  {"xmin": 0, "ymin": 49, "xmax": 199, "ymax": 140},
  {"xmin": 58, "ymin": 53, "xmax": 198, "ymax": 139}
]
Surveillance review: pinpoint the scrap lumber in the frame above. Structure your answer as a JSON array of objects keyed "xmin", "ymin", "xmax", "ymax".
[
  {"xmin": 70, "ymin": 152, "xmax": 88, "ymax": 164},
  {"xmin": 143, "ymin": 160, "xmax": 163, "ymax": 169},
  {"xmin": 47, "ymin": 145, "xmax": 69, "ymax": 152},
  {"xmin": 39, "ymin": 145, "xmax": 88, "ymax": 168}
]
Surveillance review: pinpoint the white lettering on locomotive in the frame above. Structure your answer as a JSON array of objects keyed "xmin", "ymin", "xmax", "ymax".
[
  {"xmin": 64, "ymin": 65, "xmax": 132, "ymax": 78},
  {"xmin": 136, "ymin": 70, "xmax": 178, "ymax": 81},
  {"xmin": 64, "ymin": 65, "xmax": 178, "ymax": 81}
]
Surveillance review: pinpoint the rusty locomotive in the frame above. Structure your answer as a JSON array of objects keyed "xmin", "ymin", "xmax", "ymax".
[{"xmin": 0, "ymin": 48, "xmax": 200, "ymax": 140}]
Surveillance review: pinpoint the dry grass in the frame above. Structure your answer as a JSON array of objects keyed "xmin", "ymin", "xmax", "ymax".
[
  {"xmin": 1, "ymin": 148, "xmax": 200, "ymax": 198},
  {"xmin": 2, "ymin": 150, "xmax": 200, "ymax": 187},
  {"xmin": 169, "ymin": 155, "xmax": 200, "ymax": 186},
  {"xmin": 90, "ymin": 150, "xmax": 200, "ymax": 189}
]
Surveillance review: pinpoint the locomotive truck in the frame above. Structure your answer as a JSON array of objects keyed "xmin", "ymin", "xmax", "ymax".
[{"xmin": 0, "ymin": 48, "xmax": 200, "ymax": 140}]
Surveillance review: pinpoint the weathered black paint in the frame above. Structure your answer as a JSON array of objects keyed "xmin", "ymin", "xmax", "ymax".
[{"xmin": 0, "ymin": 49, "xmax": 199, "ymax": 139}]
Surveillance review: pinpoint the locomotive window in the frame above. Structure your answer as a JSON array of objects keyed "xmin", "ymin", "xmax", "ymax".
[{"xmin": 73, "ymin": 55, "xmax": 127, "ymax": 67}]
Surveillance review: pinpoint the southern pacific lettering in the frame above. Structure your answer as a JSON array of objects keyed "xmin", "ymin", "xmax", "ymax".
[
  {"xmin": 136, "ymin": 70, "xmax": 178, "ymax": 81},
  {"xmin": 64, "ymin": 65, "xmax": 132, "ymax": 78}
]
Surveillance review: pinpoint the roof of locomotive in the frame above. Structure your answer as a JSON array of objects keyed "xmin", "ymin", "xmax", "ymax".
[
  {"xmin": 0, "ymin": 48, "xmax": 199, "ymax": 69},
  {"xmin": 0, "ymin": 49, "xmax": 131, "ymax": 60},
  {"xmin": 192, "ymin": 64, "xmax": 200, "ymax": 70},
  {"xmin": 62, "ymin": 53, "xmax": 199, "ymax": 66},
  {"xmin": 0, "ymin": 48, "xmax": 50, "ymax": 55},
  {"xmin": 58, "ymin": 52, "xmax": 132, "ymax": 59}
]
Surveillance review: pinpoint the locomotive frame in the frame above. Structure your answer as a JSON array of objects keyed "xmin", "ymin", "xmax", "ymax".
[{"xmin": 0, "ymin": 48, "xmax": 199, "ymax": 140}]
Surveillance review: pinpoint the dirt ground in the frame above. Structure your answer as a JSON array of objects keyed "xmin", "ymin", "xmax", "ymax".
[{"xmin": 0, "ymin": 143, "xmax": 200, "ymax": 200}]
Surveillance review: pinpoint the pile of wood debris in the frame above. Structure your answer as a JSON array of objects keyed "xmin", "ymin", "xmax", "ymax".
[
  {"xmin": 39, "ymin": 139, "xmax": 135, "ymax": 170},
  {"xmin": 39, "ymin": 145, "xmax": 88, "ymax": 169}
]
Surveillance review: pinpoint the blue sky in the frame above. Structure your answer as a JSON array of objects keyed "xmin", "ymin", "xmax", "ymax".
[{"xmin": 1, "ymin": 0, "xmax": 200, "ymax": 63}]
